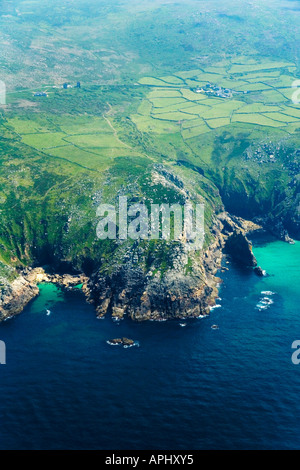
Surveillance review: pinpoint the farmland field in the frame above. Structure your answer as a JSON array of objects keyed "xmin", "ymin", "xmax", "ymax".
[
  {"xmin": 132, "ymin": 59, "xmax": 300, "ymax": 141},
  {"xmin": 2, "ymin": 53, "xmax": 299, "ymax": 189},
  {"xmin": 4, "ymin": 55, "xmax": 298, "ymax": 179}
]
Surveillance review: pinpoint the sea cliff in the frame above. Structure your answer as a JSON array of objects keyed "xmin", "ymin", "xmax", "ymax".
[{"xmin": 0, "ymin": 213, "xmax": 260, "ymax": 322}]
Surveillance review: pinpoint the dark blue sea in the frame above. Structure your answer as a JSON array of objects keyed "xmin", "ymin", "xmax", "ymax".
[{"xmin": 0, "ymin": 239, "xmax": 299, "ymax": 450}]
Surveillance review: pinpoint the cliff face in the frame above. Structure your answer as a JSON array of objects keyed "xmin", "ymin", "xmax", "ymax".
[
  {"xmin": 84, "ymin": 213, "xmax": 258, "ymax": 321},
  {"xmin": 86, "ymin": 243, "xmax": 218, "ymax": 321},
  {"xmin": 0, "ymin": 212, "xmax": 261, "ymax": 322},
  {"xmin": 224, "ymin": 232, "xmax": 257, "ymax": 267},
  {"xmin": 0, "ymin": 276, "xmax": 39, "ymax": 321},
  {"xmin": 215, "ymin": 156, "xmax": 300, "ymax": 241}
]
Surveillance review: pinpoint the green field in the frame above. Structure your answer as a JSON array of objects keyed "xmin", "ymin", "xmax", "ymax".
[
  {"xmin": 21, "ymin": 132, "xmax": 68, "ymax": 149},
  {"xmin": 149, "ymin": 98, "xmax": 187, "ymax": 108},
  {"xmin": 0, "ymin": 0, "xmax": 299, "ymax": 283},
  {"xmin": 181, "ymin": 125, "xmax": 211, "ymax": 139},
  {"xmin": 3, "ymin": 56, "xmax": 299, "ymax": 194},
  {"xmin": 3, "ymin": 112, "xmax": 144, "ymax": 175},
  {"xmin": 282, "ymin": 107, "xmax": 300, "ymax": 119},
  {"xmin": 232, "ymin": 114, "xmax": 287, "ymax": 127},
  {"xmin": 65, "ymin": 134, "xmax": 127, "ymax": 148},
  {"xmin": 131, "ymin": 59, "xmax": 300, "ymax": 140},
  {"xmin": 206, "ymin": 118, "xmax": 231, "ymax": 129}
]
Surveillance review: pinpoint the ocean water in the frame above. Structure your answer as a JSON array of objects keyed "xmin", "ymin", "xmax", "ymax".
[{"xmin": 0, "ymin": 239, "xmax": 299, "ymax": 450}]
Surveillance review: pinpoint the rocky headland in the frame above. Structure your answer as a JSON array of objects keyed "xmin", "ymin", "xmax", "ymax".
[
  {"xmin": 83, "ymin": 212, "xmax": 260, "ymax": 322},
  {"xmin": 0, "ymin": 213, "xmax": 276, "ymax": 323}
]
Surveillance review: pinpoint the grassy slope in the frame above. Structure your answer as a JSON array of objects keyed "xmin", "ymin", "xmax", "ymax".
[{"xmin": 0, "ymin": 0, "xmax": 299, "ymax": 281}]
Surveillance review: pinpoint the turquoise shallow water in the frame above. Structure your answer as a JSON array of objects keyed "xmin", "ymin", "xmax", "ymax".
[
  {"xmin": 0, "ymin": 239, "xmax": 299, "ymax": 450},
  {"xmin": 253, "ymin": 239, "xmax": 300, "ymax": 310}
]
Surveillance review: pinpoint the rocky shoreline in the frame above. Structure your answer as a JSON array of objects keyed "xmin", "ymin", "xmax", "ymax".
[
  {"xmin": 0, "ymin": 213, "xmax": 271, "ymax": 323},
  {"xmin": 0, "ymin": 268, "xmax": 88, "ymax": 322}
]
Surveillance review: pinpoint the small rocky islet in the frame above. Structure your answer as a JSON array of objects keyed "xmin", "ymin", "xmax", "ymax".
[{"xmin": 107, "ymin": 338, "xmax": 137, "ymax": 348}]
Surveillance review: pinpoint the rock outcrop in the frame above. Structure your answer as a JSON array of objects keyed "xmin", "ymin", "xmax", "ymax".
[
  {"xmin": 0, "ymin": 213, "xmax": 262, "ymax": 322},
  {"xmin": 0, "ymin": 268, "xmax": 88, "ymax": 322},
  {"xmin": 24, "ymin": 268, "xmax": 89, "ymax": 291},
  {"xmin": 218, "ymin": 213, "xmax": 258, "ymax": 267},
  {"xmin": 84, "ymin": 212, "xmax": 261, "ymax": 321},
  {"xmin": 254, "ymin": 266, "xmax": 267, "ymax": 277},
  {"xmin": 86, "ymin": 242, "xmax": 216, "ymax": 322},
  {"xmin": 224, "ymin": 232, "xmax": 257, "ymax": 267},
  {"xmin": 108, "ymin": 338, "xmax": 135, "ymax": 347},
  {"xmin": 0, "ymin": 276, "xmax": 39, "ymax": 321}
]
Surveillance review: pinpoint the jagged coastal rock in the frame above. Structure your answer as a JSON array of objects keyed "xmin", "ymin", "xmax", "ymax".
[
  {"xmin": 84, "ymin": 213, "xmax": 261, "ymax": 322},
  {"xmin": 85, "ymin": 233, "xmax": 222, "ymax": 321},
  {"xmin": 0, "ymin": 276, "xmax": 39, "ymax": 321},
  {"xmin": 0, "ymin": 213, "xmax": 262, "ymax": 323},
  {"xmin": 254, "ymin": 266, "xmax": 267, "ymax": 277},
  {"xmin": 0, "ymin": 268, "xmax": 88, "ymax": 322},
  {"xmin": 224, "ymin": 231, "xmax": 257, "ymax": 267}
]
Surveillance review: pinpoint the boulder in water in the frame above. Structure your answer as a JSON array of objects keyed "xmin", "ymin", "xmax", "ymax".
[
  {"xmin": 108, "ymin": 337, "xmax": 135, "ymax": 347},
  {"xmin": 254, "ymin": 266, "xmax": 267, "ymax": 277}
]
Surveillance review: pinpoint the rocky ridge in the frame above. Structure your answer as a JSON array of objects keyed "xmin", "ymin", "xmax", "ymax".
[
  {"xmin": 0, "ymin": 214, "xmax": 261, "ymax": 322},
  {"xmin": 84, "ymin": 212, "xmax": 261, "ymax": 322}
]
